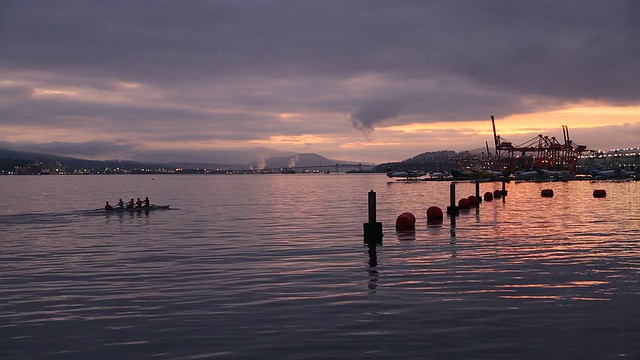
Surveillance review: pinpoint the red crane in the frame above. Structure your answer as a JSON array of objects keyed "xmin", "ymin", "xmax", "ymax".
[{"xmin": 490, "ymin": 116, "xmax": 586, "ymax": 173}]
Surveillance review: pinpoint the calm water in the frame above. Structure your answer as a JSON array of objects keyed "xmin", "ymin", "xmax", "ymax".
[{"xmin": 1, "ymin": 174, "xmax": 639, "ymax": 359}]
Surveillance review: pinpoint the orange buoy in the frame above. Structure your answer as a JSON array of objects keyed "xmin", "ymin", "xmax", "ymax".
[
  {"xmin": 426, "ymin": 206, "xmax": 443, "ymax": 222},
  {"xmin": 467, "ymin": 195, "xmax": 478, "ymax": 207},
  {"xmin": 483, "ymin": 191, "xmax": 494, "ymax": 201},
  {"xmin": 458, "ymin": 198, "xmax": 470, "ymax": 210},
  {"xmin": 395, "ymin": 212, "xmax": 416, "ymax": 230},
  {"xmin": 493, "ymin": 189, "xmax": 502, "ymax": 199},
  {"xmin": 541, "ymin": 189, "xmax": 554, "ymax": 197},
  {"xmin": 593, "ymin": 189, "xmax": 607, "ymax": 198}
]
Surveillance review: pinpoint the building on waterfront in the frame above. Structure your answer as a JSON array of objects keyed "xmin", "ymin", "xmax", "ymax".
[{"xmin": 577, "ymin": 148, "xmax": 640, "ymax": 172}]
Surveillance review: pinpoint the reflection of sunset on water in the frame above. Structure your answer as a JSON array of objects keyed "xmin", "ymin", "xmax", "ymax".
[{"xmin": 2, "ymin": 174, "xmax": 639, "ymax": 358}]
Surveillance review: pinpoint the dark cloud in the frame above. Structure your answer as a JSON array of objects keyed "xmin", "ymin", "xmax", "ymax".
[
  {"xmin": 0, "ymin": 140, "xmax": 139, "ymax": 158},
  {"xmin": 0, "ymin": 94, "xmax": 208, "ymax": 130},
  {"xmin": 0, "ymin": 1, "xmax": 639, "ymax": 162},
  {"xmin": 350, "ymin": 101, "xmax": 401, "ymax": 134},
  {"xmin": 3, "ymin": 1, "xmax": 639, "ymax": 100},
  {"xmin": 568, "ymin": 123, "xmax": 640, "ymax": 151}
]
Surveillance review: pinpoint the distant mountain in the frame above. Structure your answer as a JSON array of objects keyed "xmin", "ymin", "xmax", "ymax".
[
  {"xmin": 260, "ymin": 153, "xmax": 365, "ymax": 169},
  {"xmin": 0, "ymin": 148, "xmax": 370, "ymax": 172},
  {"xmin": 405, "ymin": 150, "xmax": 457, "ymax": 163},
  {"xmin": 0, "ymin": 148, "xmax": 159, "ymax": 169},
  {"xmin": 373, "ymin": 150, "xmax": 460, "ymax": 173}
]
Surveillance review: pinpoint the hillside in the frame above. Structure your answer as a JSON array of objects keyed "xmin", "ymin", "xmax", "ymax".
[
  {"xmin": 1, "ymin": 147, "xmax": 481, "ymax": 174},
  {"xmin": 0, "ymin": 149, "xmax": 370, "ymax": 173},
  {"xmin": 373, "ymin": 150, "xmax": 459, "ymax": 173},
  {"xmin": 404, "ymin": 150, "xmax": 457, "ymax": 163},
  {"xmin": 260, "ymin": 153, "xmax": 364, "ymax": 169}
]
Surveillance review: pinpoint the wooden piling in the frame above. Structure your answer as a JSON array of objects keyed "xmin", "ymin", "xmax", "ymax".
[
  {"xmin": 363, "ymin": 190, "xmax": 383, "ymax": 245},
  {"xmin": 446, "ymin": 182, "xmax": 460, "ymax": 216},
  {"xmin": 502, "ymin": 180, "xmax": 507, "ymax": 203},
  {"xmin": 368, "ymin": 190, "xmax": 376, "ymax": 223}
]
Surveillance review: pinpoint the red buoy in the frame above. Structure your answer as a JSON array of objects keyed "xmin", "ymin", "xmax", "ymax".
[
  {"xmin": 458, "ymin": 198, "xmax": 470, "ymax": 210},
  {"xmin": 426, "ymin": 206, "xmax": 443, "ymax": 222},
  {"xmin": 593, "ymin": 189, "xmax": 607, "ymax": 198},
  {"xmin": 483, "ymin": 191, "xmax": 494, "ymax": 201},
  {"xmin": 467, "ymin": 195, "xmax": 478, "ymax": 207},
  {"xmin": 395, "ymin": 212, "xmax": 416, "ymax": 230},
  {"xmin": 541, "ymin": 189, "xmax": 554, "ymax": 197},
  {"xmin": 493, "ymin": 189, "xmax": 502, "ymax": 199}
]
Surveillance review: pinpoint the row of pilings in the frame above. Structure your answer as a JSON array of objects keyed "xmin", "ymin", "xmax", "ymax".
[
  {"xmin": 363, "ymin": 181, "xmax": 611, "ymax": 247},
  {"xmin": 362, "ymin": 182, "xmax": 612, "ymax": 267},
  {"xmin": 363, "ymin": 180, "xmax": 508, "ymax": 246},
  {"xmin": 362, "ymin": 181, "xmax": 507, "ymax": 267}
]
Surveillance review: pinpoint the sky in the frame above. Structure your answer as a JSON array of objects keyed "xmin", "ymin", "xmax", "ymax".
[{"xmin": 1, "ymin": 0, "xmax": 639, "ymax": 165}]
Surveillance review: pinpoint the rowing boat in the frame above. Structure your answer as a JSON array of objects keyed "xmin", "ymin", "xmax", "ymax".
[{"xmin": 104, "ymin": 205, "xmax": 171, "ymax": 212}]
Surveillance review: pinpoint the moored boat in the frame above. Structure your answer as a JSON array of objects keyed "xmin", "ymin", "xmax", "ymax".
[{"xmin": 386, "ymin": 169, "xmax": 426, "ymax": 179}]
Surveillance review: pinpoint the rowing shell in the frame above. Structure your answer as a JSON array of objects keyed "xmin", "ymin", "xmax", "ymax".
[{"xmin": 103, "ymin": 205, "xmax": 171, "ymax": 212}]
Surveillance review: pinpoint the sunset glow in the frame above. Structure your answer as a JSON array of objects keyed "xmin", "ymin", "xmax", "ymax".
[{"xmin": 1, "ymin": 1, "xmax": 638, "ymax": 164}]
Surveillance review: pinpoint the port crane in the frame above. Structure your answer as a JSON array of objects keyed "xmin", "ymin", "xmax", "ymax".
[{"xmin": 490, "ymin": 115, "xmax": 587, "ymax": 172}]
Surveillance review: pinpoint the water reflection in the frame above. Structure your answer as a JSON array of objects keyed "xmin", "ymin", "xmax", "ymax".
[
  {"xmin": 447, "ymin": 212, "xmax": 458, "ymax": 258},
  {"xmin": 366, "ymin": 243, "xmax": 379, "ymax": 292},
  {"xmin": 450, "ymin": 237, "xmax": 457, "ymax": 258},
  {"xmin": 3, "ymin": 176, "xmax": 640, "ymax": 359},
  {"xmin": 449, "ymin": 214, "xmax": 457, "ymax": 238},
  {"xmin": 367, "ymin": 243, "xmax": 378, "ymax": 267},
  {"xmin": 104, "ymin": 209, "xmax": 150, "ymax": 218},
  {"xmin": 395, "ymin": 229, "xmax": 416, "ymax": 241},
  {"xmin": 367, "ymin": 267, "xmax": 379, "ymax": 291}
]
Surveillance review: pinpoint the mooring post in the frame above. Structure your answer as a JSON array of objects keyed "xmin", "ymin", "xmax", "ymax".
[
  {"xmin": 475, "ymin": 180, "xmax": 482, "ymax": 204},
  {"xmin": 363, "ymin": 190, "xmax": 383, "ymax": 245},
  {"xmin": 501, "ymin": 180, "xmax": 507, "ymax": 203},
  {"xmin": 368, "ymin": 190, "xmax": 376, "ymax": 223},
  {"xmin": 446, "ymin": 182, "xmax": 459, "ymax": 216}
]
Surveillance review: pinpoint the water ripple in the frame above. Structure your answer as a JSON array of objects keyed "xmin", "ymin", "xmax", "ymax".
[{"xmin": 1, "ymin": 176, "xmax": 639, "ymax": 359}]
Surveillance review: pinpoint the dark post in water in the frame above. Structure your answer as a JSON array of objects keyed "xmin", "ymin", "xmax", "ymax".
[
  {"xmin": 502, "ymin": 180, "xmax": 507, "ymax": 203},
  {"xmin": 447, "ymin": 182, "xmax": 460, "ymax": 216},
  {"xmin": 475, "ymin": 180, "xmax": 482, "ymax": 204},
  {"xmin": 363, "ymin": 190, "xmax": 383, "ymax": 245}
]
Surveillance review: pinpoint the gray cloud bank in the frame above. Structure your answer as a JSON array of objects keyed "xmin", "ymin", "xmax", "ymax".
[{"xmin": 1, "ymin": 0, "xmax": 639, "ymax": 162}]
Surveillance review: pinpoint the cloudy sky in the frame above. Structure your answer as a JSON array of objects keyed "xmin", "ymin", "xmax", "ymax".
[{"xmin": 1, "ymin": 0, "xmax": 639, "ymax": 164}]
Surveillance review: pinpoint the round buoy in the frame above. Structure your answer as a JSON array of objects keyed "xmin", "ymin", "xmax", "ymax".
[
  {"xmin": 458, "ymin": 198, "xmax": 470, "ymax": 210},
  {"xmin": 483, "ymin": 191, "xmax": 494, "ymax": 201},
  {"xmin": 467, "ymin": 195, "xmax": 478, "ymax": 207},
  {"xmin": 541, "ymin": 189, "xmax": 554, "ymax": 197},
  {"xmin": 426, "ymin": 206, "xmax": 443, "ymax": 223},
  {"xmin": 593, "ymin": 189, "xmax": 607, "ymax": 198},
  {"xmin": 493, "ymin": 189, "xmax": 502, "ymax": 199},
  {"xmin": 395, "ymin": 212, "xmax": 416, "ymax": 230}
]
